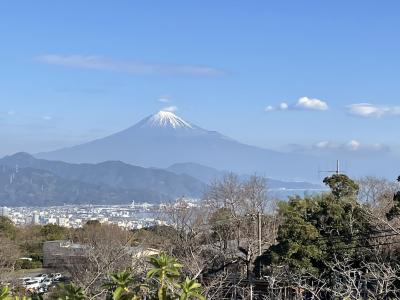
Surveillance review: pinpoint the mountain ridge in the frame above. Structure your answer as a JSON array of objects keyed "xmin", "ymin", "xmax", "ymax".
[
  {"xmin": 37, "ymin": 111, "xmax": 317, "ymax": 181},
  {"xmin": 0, "ymin": 153, "xmax": 326, "ymax": 207},
  {"xmin": 167, "ymin": 162, "xmax": 324, "ymax": 190},
  {"xmin": 0, "ymin": 152, "xmax": 206, "ymax": 206},
  {"xmin": 0, "ymin": 165, "xmax": 158, "ymax": 207}
]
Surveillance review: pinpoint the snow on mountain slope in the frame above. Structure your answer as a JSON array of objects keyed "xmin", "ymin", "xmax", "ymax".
[
  {"xmin": 136, "ymin": 111, "xmax": 193, "ymax": 129},
  {"xmin": 37, "ymin": 111, "xmax": 318, "ymax": 181}
]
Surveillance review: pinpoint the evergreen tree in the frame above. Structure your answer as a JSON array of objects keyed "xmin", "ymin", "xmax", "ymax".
[{"xmin": 256, "ymin": 175, "xmax": 372, "ymax": 276}]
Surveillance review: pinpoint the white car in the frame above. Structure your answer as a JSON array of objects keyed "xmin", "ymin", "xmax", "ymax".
[
  {"xmin": 32, "ymin": 274, "xmax": 48, "ymax": 283},
  {"xmin": 41, "ymin": 278, "xmax": 52, "ymax": 287},
  {"xmin": 19, "ymin": 277, "xmax": 32, "ymax": 285},
  {"xmin": 25, "ymin": 280, "xmax": 40, "ymax": 290},
  {"xmin": 50, "ymin": 273, "xmax": 62, "ymax": 280},
  {"xmin": 37, "ymin": 286, "xmax": 47, "ymax": 294}
]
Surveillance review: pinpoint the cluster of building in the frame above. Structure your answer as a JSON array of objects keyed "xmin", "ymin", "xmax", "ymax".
[
  {"xmin": 0, "ymin": 198, "xmax": 200, "ymax": 229},
  {"xmin": 1, "ymin": 203, "xmax": 166, "ymax": 229}
]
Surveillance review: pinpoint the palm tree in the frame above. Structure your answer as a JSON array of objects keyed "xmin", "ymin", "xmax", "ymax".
[
  {"xmin": 147, "ymin": 253, "xmax": 182, "ymax": 300},
  {"xmin": 103, "ymin": 271, "xmax": 137, "ymax": 300},
  {"xmin": 179, "ymin": 278, "xmax": 205, "ymax": 300},
  {"xmin": 0, "ymin": 287, "xmax": 11, "ymax": 300},
  {"xmin": 57, "ymin": 283, "xmax": 85, "ymax": 300},
  {"xmin": 13, "ymin": 297, "xmax": 30, "ymax": 300},
  {"xmin": 0, "ymin": 286, "xmax": 33, "ymax": 300}
]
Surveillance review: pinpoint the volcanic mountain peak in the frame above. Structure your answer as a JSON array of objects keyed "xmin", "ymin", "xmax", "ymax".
[
  {"xmin": 137, "ymin": 110, "xmax": 193, "ymax": 129},
  {"xmin": 36, "ymin": 110, "xmax": 318, "ymax": 180}
]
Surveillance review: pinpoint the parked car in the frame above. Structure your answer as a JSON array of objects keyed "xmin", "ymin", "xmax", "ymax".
[
  {"xmin": 19, "ymin": 277, "xmax": 32, "ymax": 285},
  {"xmin": 41, "ymin": 278, "xmax": 52, "ymax": 288},
  {"xmin": 50, "ymin": 273, "xmax": 62, "ymax": 281},
  {"xmin": 37, "ymin": 286, "xmax": 48, "ymax": 294},
  {"xmin": 25, "ymin": 280, "xmax": 41, "ymax": 290},
  {"xmin": 32, "ymin": 274, "xmax": 48, "ymax": 283}
]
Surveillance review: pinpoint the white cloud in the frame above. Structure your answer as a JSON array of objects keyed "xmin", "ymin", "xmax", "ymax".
[
  {"xmin": 348, "ymin": 103, "xmax": 400, "ymax": 118},
  {"xmin": 158, "ymin": 97, "xmax": 170, "ymax": 103},
  {"xmin": 36, "ymin": 54, "xmax": 225, "ymax": 77},
  {"xmin": 279, "ymin": 102, "xmax": 289, "ymax": 110},
  {"xmin": 313, "ymin": 140, "xmax": 387, "ymax": 152},
  {"xmin": 7, "ymin": 110, "xmax": 15, "ymax": 115},
  {"xmin": 287, "ymin": 140, "xmax": 389, "ymax": 154},
  {"xmin": 162, "ymin": 106, "xmax": 178, "ymax": 113},
  {"xmin": 315, "ymin": 141, "xmax": 332, "ymax": 149},
  {"xmin": 347, "ymin": 140, "xmax": 361, "ymax": 151},
  {"xmin": 265, "ymin": 97, "xmax": 328, "ymax": 114},
  {"xmin": 296, "ymin": 97, "xmax": 328, "ymax": 111},
  {"xmin": 42, "ymin": 115, "xmax": 53, "ymax": 120},
  {"xmin": 264, "ymin": 105, "xmax": 274, "ymax": 112},
  {"xmin": 370, "ymin": 143, "xmax": 389, "ymax": 151}
]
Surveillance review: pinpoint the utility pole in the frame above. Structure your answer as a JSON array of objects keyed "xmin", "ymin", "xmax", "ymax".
[
  {"xmin": 319, "ymin": 159, "xmax": 341, "ymax": 176},
  {"xmin": 257, "ymin": 211, "xmax": 262, "ymax": 256},
  {"xmin": 237, "ymin": 220, "xmax": 241, "ymax": 248}
]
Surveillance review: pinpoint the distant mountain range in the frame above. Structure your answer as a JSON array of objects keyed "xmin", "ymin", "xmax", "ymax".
[
  {"xmin": 0, "ymin": 153, "xmax": 324, "ymax": 207},
  {"xmin": 0, "ymin": 165, "xmax": 145, "ymax": 207},
  {"xmin": 3, "ymin": 110, "xmax": 396, "ymax": 206},
  {"xmin": 1, "ymin": 110, "xmax": 397, "ymax": 207},
  {"xmin": 0, "ymin": 153, "xmax": 206, "ymax": 206},
  {"xmin": 37, "ymin": 111, "xmax": 318, "ymax": 181},
  {"xmin": 167, "ymin": 162, "xmax": 323, "ymax": 190}
]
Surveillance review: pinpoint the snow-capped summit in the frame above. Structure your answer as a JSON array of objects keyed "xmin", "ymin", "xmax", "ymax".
[
  {"xmin": 38, "ymin": 110, "xmax": 317, "ymax": 180},
  {"xmin": 136, "ymin": 111, "xmax": 193, "ymax": 129}
]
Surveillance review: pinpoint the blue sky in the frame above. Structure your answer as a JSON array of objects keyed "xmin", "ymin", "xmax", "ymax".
[{"xmin": 1, "ymin": 1, "xmax": 399, "ymax": 156}]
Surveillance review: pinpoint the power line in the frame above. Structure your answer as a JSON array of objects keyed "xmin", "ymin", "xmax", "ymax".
[{"xmin": 333, "ymin": 240, "xmax": 400, "ymax": 252}]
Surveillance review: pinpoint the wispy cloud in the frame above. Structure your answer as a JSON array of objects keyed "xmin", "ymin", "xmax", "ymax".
[
  {"xmin": 347, "ymin": 140, "xmax": 361, "ymax": 151},
  {"xmin": 264, "ymin": 105, "xmax": 274, "ymax": 112},
  {"xmin": 315, "ymin": 140, "xmax": 360, "ymax": 151},
  {"xmin": 313, "ymin": 140, "xmax": 388, "ymax": 152},
  {"xmin": 158, "ymin": 96, "xmax": 170, "ymax": 103},
  {"xmin": 288, "ymin": 140, "xmax": 389, "ymax": 153},
  {"xmin": 347, "ymin": 103, "xmax": 400, "ymax": 118},
  {"xmin": 162, "ymin": 106, "xmax": 178, "ymax": 112},
  {"xmin": 36, "ymin": 54, "xmax": 225, "ymax": 77},
  {"xmin": 42, "ymin": 115, "xmax": 53, "ymax": 121}
]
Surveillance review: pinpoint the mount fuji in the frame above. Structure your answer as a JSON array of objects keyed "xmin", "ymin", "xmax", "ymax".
[{"xmin": 38, "ymin": 111, "xmax": 317, "ymax": 181}]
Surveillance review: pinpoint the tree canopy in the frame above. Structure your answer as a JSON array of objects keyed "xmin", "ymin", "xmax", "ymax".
[
  {"xmin": 0, "ymin": 217, "xmax": 17, "ymax": 240},
  {"xmin": 257, "ymin": 174, "xmax": 372, "ymax": 275},
  {"xmin": 323, "ymin": 174, "xmax": 359, "ymax": 199}
]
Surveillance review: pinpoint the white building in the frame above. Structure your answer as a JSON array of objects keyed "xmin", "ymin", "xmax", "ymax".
[
  {"xmin": 25, "ymin": 213, "xmax": 40, "ymax": 225},
  {"xmin": 0, "ymin": 207, "xmax": 10, "ymax": 217},
  {"xmin": 33, "ymin": 213, "xmax": 40, "ymax": 225},
  {"xmin": 57, "ymin": 217, "xmax": 69, "ymax": 227},
  {"xmin": 48, "ymin": 217, "xmax": 57, "ymax": 225}
]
